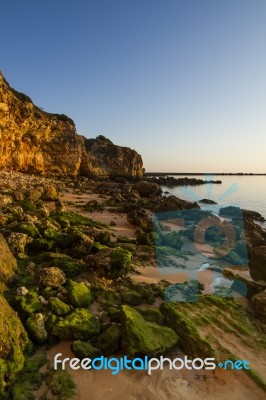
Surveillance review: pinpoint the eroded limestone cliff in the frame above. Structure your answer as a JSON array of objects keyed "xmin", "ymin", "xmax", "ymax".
[{"xmin": 0, "ymin": 72, "xmax": 143, "ymax": 178}]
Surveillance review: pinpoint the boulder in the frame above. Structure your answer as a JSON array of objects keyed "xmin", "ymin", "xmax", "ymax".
[
  {"xmin": 199, "ymin": 199, "xmax": 217, "ymax": 204},
  {"xmin": 7, "ymin": 232, "xmax": 31, "ymax": 256},
  {"xmin": 36, "ymin": 253, "xmax": 85, "ymax": 278},
  {"xmin": 0, "ymin": 233, "xmax": 17, "ymax": 282},
  {"xmin": 119, "ymin": 287, "xmax": 142, "ymax": 306},
  {"xmin": 26, "ymin": 313, "xmax": 48, "ymax": 344},
  {"xmin": 16, "ymin": 286, "xmax": 29, "ymax": 296},
  {"xmin": 49, "ymin": 297, "xmax": 72, "ymax": 316},
  {"xmin": 160, "ymin": 303, "xmax": 214, "ymax": 358},
  {"xmin": 0, "ymin": 295, "xmax": 28, "ymax": 392},
  {"xmin": 90, "ymin": 247, "xmax": 132, "ymax": 278},
  {"xmin": 252, "ymin": 290, "xmax": 266, "ymax": 319},
  {"xmin": 0, "ymin": 194, "xmax": 13, "ymax": 207},
  {"xmin": 27, "ymin": 187, "xmax": 43, "ymax": 203},
  {"xmin": 71, "ymin": 340, "xmax": 101, "ymax": 359},
  {"xmin": 16, "ymin": 290, "xmax": 43, "ymax": 316},
  {"xmin": 132, "ymin": 181, "xmax": 162, "ymax": 197},
  {"xmin": 127, "ymin": 208, "xmax": 153, "ymax": 232},
  {"xmin": 135, "ymin": 307, "xmax": 165, "ymax": 325},
  {"xmin": 67, "ymin": 280, "xmax": 92, "ymax": 308},
  {"xmin": 52, "ymin": 309, "xmax": 100, "ymax": 340},
  {"xmin": 39, "ymin": 267, "xmax": 66, "ymax": 287},
  {"xmin": 97, "ymin": 324, "xmax": 121, "ymax": 356},
  {"xmin": 41, "ymin": 184, "xmax": 59, "ymax": 201},
  {"xmin": 161, "ymin": 231, "xmax": 183, "ymax": 248},
  {"xmin": 153, "ymin": 195, "xmax": 199, "ymax": 213},
  {"xmin": 66, "ymin": 229, "xmax": 94, "ymax": 257},
  {"xmin": 121, "ymin": 305, "xmax": 178, "ymax": 357},
  {"xmin": 249, "ymin": 246, "xmax": 266, "ymax": 281}
]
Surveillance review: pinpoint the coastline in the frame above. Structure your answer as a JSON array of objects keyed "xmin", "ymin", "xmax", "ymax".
[{"xmin": 0, "ymin": 172, "xmax": 265, "ymax": 399}]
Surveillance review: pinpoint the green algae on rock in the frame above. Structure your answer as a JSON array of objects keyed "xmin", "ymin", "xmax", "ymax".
[
  {"xmin": 33, "ymin": 252, "xmax": 85, "ymax": 278},
  {"xmin": 71, "ymin": 340, "xmax": 102, "ymax": 360},
  {"xmin": 0, "ymin": 295, "xmax": 29, "ymax": 392},
  {"xmin": 121, "ymin": 305, "xmax": 179, "ymax": 357},
  {"xmin": 97, "ymin": 324, "xmax": 121, "ymax": 356},
  {"xmin": 52, "ymin": 308, "xmax": 100, "ymax": 340},
  {"xmin": 160, "ymin": 302, "xmax": 215, "ymax": 358},
  {"xmin": 67, "ymin": 279, "xmax": 92, "ymax": 308},
  {"xmin": 109, "ymin": 247, "xmax": 132, "ymax": 278},
  {"xmin": 0, "ymin": 233, "xmax": 17, "ymax": 283},
  {"xmin": 49, "ymin": 297, "xmax": 72, "ymax": 316},
  {"xmin": 26, "ymin": 313, "xmax": 48, "ymax": 344},
  {"xmin": 119, "ymin": 286, "xmax": 142, "ymax": 306},
  {"xmin": 16, "ymin": 290, "xmax": 43, "ymax": 316}
]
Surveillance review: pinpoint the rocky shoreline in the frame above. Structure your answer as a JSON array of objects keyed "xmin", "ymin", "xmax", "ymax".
[
  {"xmin": 0, "ymin": 171, "xmax": 265, "ymax": 399},
  {"xmin": 145, "ymin": 175, "xmax": 222, "ymax": 187}
]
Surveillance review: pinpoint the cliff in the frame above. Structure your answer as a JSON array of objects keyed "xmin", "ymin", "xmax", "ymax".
[{"xmin": 0, "ymin": 72, "xmax": 143, "ymax": 178}]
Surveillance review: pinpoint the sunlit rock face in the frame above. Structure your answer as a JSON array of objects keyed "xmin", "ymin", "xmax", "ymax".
[{"xmin": 0, "ymin": 72, "xmax": 143, "ymax": 178}]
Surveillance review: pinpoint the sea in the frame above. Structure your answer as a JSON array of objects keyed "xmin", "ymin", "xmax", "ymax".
[
  {"xmin": 161, "ymin": 174, "xmax": 266, "ymax": 223},
  {"xmin": 156, "ymin": 174, "xmax": 266, "ymax": 298}
]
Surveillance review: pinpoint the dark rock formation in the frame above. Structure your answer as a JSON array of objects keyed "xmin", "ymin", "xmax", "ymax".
[
  {"xmin": 199, "ymin": 198, "xmax": 217, "ymax": 204},
  {"xmin": 145, "ymin": 176, "xmax": 222, "ymax": 187},
  {"xmin": 220, "ymin": 206, "xmax": 265, "ymax": 222},
  {"xmin": 0, "ymin": 72, "xmax": 143, "ymax": 178},
  {"xmin": 132, "ymin": 181, "xmax": 162, "ymax": 197},
  {"xmin": 249, "ymin": 246, "xmax": 266, "ymax": 282}
]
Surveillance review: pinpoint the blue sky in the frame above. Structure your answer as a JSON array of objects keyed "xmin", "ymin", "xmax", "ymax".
[{"xmin": 1, "ymin": 0, "xmax": 266, "ymax": 172}]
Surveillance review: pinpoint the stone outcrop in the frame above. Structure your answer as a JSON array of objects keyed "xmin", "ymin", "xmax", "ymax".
[
  {"xmin": 249, "ymin": 246, "xmax": 266, "ymax": 282},
  {"xmin": 0, "ymin": 72, "xmax": 143, "ymax": 178}
]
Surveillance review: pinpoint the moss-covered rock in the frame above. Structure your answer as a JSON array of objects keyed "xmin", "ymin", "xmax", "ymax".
[
  {"xmin": 26, "ymin": 313, "xmax": 48, "ymax": 344},
  {"xmin": 131, "ymin": 283, "xmax": 156, "ymax": 304},
  {"xmin": 97, "ymin": 324, "xmax": 121, "ymax": 356},
  {"xmin": 16, "ymin": 290, "xmax": 43, "ymax": 316},
  {"xmin": 42, "ymin": 184, "xmax": 59, "ymax": 201},
  {"xmin": 49, "ymin": 297, "xmax": 71, "ymax": 316},
  {"xmin": 161, "ymin": 231, "xmax": 183, "ymax": 249},
  {"xmin": 66, "ymin": 229, "xmax": 94, "ymax": 257},
  {"xmin": 0, "ymin": 295, "xmax": 29, "ymax": 393},
  {"xmin": 91, "ymin": 242, "xmax": 108, "ymax": 253},
  {"xmin": 135, "ymin": 307, "xmax": 165, "ymax": 325},
  {"xmin": 50, "ymin": 210, "xmax": 102, "ymax": 229},
  {"xmin": 96, "ymin": 288, "xmax": 121, "ymax": 309},
  {"xmin": 136, "ymin": 229, "xmax": 154, "ymax": 245},
  {"xmin": 119, "ymin": 287, "xmax": 142, "ymax": 306},
  {"xmin": 67, "ymin": 280, "xmax": 92, "ymax": 308},
  {"xmin": 7, "ymin": 232, "xmax": 31, "ymax": 256},
  {"xmin": 33, "ymin": 253, "xmax": 85, "ymax": 278},
  {"xmin": 45, "ymin": 314, "xmax": 59, "ymax": 334},
  {"xmin": 28, "ymin": 238, "xmax": 56, "ymax": 252},
  {"xmin": 19, "ymin": 200, "xmax": 37, "ymax": 213},
  {"xmin": 39, "ymin": 266, "xmax": 66, "ymax": 287},
  {"xmin": 109, "ymin": 247, "xmax": 132, "ymax": 278},
  {"xmin": 94, "ymin": 230, "xmax": 111, "ymax": 245},
  {"xmin": 41, "ymin": 286, "xmax": 58, "ymax": 299},
  {"xmin": 160, "ymin": 303, "xmax": 215, "ymax": 358},
  {"xmin": 52, "ymin": 309, "xmax": 100, "ymax": 340},
  {"xmin": 43, "ymin": 228, "xmax": 64, "ymax": 244},
  {"xmin": 16, "ymin": 223, "xmax": 40, "ymax": 238},
  {"xmin": 107, "ymin": 306, "xmax": 121, "ymax": 322},
  {"xmin": 0, "ymin": 233, "xmax": 17, "ymax": 283},
  {"xmin": 121, "ymin": 305, "xmax": 178, "ymax": 357},
  {"xmin": 71, "ymin": 340, "xmax": 101, "ymax": 359}
]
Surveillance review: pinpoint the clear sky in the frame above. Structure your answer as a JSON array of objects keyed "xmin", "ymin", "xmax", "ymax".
[{"xmin": 1, "ymin": 0, "xmax": 266, "ymax": 172}]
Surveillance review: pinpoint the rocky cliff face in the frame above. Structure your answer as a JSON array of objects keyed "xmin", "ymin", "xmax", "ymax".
[{"xmin": 0, "ymin": 72, "xmax": 143, "ymax": 178}]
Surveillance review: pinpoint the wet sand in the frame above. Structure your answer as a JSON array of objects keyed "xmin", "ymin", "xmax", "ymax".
[{"xmin": 44, "ymin": 342, "xmax": 266, "ymax": 400}]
